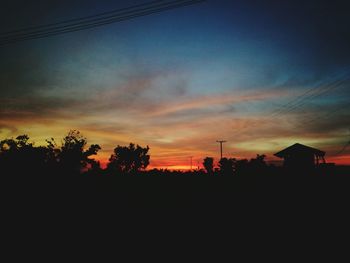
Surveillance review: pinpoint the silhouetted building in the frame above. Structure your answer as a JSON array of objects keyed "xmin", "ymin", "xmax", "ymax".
[{"xmin": 274, "ymin": 143, "xmax": 326, "ymax": 171}]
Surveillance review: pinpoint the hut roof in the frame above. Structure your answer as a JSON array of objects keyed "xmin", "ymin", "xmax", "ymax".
[{"xmin": 274, "ymin": 143, "xmax": 325, "ymax": 158}]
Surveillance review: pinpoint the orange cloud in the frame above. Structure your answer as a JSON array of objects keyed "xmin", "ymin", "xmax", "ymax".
[{"xmin": 145, "ymin": 88, "xmax": 288, "ymax": 117}]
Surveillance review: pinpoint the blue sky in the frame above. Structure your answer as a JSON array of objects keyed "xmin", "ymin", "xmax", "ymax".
[{"xmin": 0, "ymin": 0, "xmax": 349, "ymax": 168}]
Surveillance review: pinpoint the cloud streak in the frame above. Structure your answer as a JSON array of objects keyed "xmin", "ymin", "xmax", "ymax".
[
  {"xmin": 1, "ymin": 0, "xmax": 350, "ymax": 168},
  {"xmin": 1, "ymin": 71, "xmax": 349, "ymax": 168}
]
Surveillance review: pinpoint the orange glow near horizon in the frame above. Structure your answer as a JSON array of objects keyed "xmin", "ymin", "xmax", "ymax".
[
  {"xmin": 1, "ymin": 83, "xmax": 349, "ymax": 168},
  {"xmin": 1, "ymin": 0, "xmax": 350, "ymax": 172},
  {"xmin": 327, "ymin": 155, "xmax": 350, "ymax": 166},
  {"xmin": 2, "ymin": 119, "xmax": 349, "ymax": 168},
  {"xmin": 95, "ymin": 152, "xmax": 350, "ymax": 170}
]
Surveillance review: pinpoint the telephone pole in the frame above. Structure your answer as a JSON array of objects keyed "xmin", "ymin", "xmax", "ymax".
[
  {"xmin": 190, "ymin": 156, "xmax": 193, "ymax": 170},
  {"xmin": 216, "ymin": 140, "xmax": 226, "ymax": 160}
]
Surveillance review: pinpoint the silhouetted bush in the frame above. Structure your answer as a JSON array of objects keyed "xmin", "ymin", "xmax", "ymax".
[
  {"xmin": 107, "ymin": 143, "xmax": 150, "ymax": 175},
  {"xmin": 0, "ymin": 130, "xmax": 100, "ymax": 177},
  {"xmin": 1, "ymin": 131, "xmax": 348, "ymax": 183},
  {"xmin": 203, "ymin": 157, "xmax": 214, "ymax": 175},
  {"xmin": 58, "ymin": 130, "xmax": 101, "ymax": 175}
]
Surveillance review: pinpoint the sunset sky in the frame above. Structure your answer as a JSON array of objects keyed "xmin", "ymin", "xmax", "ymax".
[{"xmin": 1, "ymin": 0, "xmax": 349, "ymax": 169}]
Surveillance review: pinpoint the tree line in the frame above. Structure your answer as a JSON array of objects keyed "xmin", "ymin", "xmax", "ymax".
[
  {"xmin": 0, "ymin": 130, "xmax": 151, "ymax": 176},
  {"xmin": 0, "ymin": 130, "xmax": 276, "ymax": 177}
]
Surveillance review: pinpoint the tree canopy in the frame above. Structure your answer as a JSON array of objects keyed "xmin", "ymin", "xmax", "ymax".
[{"xmin": 107, "ymin": 143, "xmax": 150, "ymax": 174}]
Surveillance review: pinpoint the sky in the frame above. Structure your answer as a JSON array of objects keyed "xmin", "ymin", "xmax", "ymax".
[{"xmin": 0, "ymin": 0, "xmax": 350, "ymax": 169}]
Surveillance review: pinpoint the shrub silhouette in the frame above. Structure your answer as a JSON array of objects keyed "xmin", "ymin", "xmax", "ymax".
[
  {"xmin": 218, "ymin": 157, "xmax": 236, "ymax": 175},
  {"xmin": 249, "ymin": 154, "xmax": 267, "ymax": 170},
  {"xmin": 203, "ymin": 157, "xmax": 214, "ymax": 174},
  {"xmin": 58, "ymin": 130, "xmax": 101, "ymax": 174},
  {"xmin": 107, "ymin": 143, "xmax": 150, "ymax": 174},
  {"xmin": 0, "ymin": 130, "xmax": 101, "ymax": 177},
  {"xmin": 1, "ymin": 130, "xmax": 347, "ymax": 180},
  {"xmin": 0, "ymin": 134, "xmax": 49, "ymax": 175}
]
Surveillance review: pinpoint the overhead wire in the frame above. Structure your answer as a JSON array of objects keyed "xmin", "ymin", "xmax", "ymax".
[
  {"xmin": 334, "ymin": 141, "xmax": 350, "ymax": 156},
  {"xmin": 0, "ymin": 0, "xmax": 167, "ymax": 37},
  {"xmin": 0, "ymin": 0, "xmax": 205, "ymax": 46},
  {"xmin": 270, "ymin": 75, "xmax": 349, "ymax": 118},
  {"xmin": 230, "ymin": 72, "xmax": 350, "ymax": 138}
]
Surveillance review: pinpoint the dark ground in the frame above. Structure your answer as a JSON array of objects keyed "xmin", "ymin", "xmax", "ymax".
[
  {"xmin": 3, "ymin": 166, "xmax": 350, "ymax": 209},
  {"xmin": 2, "ymin": 168, "xmax": 350, "ymax": 257}
]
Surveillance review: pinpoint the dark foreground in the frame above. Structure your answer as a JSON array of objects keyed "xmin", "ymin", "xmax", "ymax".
[
  {"xmin": 3, "ymin": 167, "xmax": 350, "ymax": 210},
  {"xmin": 3, "ymin": 169, "xmax": 350, "ymax": 252}
]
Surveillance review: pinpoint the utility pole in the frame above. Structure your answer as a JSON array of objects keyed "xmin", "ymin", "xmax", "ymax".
[
  {"xmin": 216, "ymin": 140, "xmax": 227, "ymax": 160},
  {"xmin": 190, "ymin": 156, "xmax": 193, "ymax": 170}
]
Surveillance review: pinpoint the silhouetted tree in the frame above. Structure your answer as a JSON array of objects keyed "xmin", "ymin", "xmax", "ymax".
[
  {"xmin": 107, "ymin": 143, "xmax": 150, "ymax": 174},
  {"xmin": 218, "ymin": 157, "xmax": 236, "ymax": 175},
  {"xmin": 0, "ymin": 135, "xmax": 48, "ymax": 175},
  {"xmin": 203, "ymin": 157, "xmax": 214, "ymax": 174},
  {"xmin": 234, "ymin": 154, "xmax": 267, "ymax": 175},
  {"xmin": 249, "ymin": 154, "xmax": 267, "ymax": 171},
  {"xmin": 45, "ymin": 138, "xmax": 60, "ymax": 170},
  {"xmin": 58, "ymin": 130, "xmax": 101, "ymax": 174},
  {"xmin": 235, "ymin": 159, "xmax": 249, "ymax": 175}
]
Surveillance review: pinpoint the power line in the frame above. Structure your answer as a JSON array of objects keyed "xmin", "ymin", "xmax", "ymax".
[
  {"xmin": 269, "ymin": 83, "xmax": 323, "ymax": 117},
  {"xmin": 335, "ymin": 141, "xmax": 350, "ymax": 156},
  {"xmin": 0, "ymin": 0, "xmax": 200, "ymax": 41},
  {"xmin": 277, "ymin": 77, "xmax": 350, "ymax": 130},
  {"xmin": 268, "ymin": 70, "xmax": 349, "ymax": 117},
  {"xmin": 229, "ymin": 73, "xmax": 350, "ymax": 138},
  {"xmin": 0, "ymin": 0, "xmax": 204, "ymax": 45},
  {"xmin": 270, "ymin": 76, "xmax": 349, "ymax": 118},
  {"xmin": 297, "ymin": 106, "xmax": 347, "ymax": 129},
  {"xmin": 0, "ymin": 0, "xmax": 166, "ymax": 36},
  {"xmin": 0, "ymin": 0, "xmax": 205, "ymax": 46}
]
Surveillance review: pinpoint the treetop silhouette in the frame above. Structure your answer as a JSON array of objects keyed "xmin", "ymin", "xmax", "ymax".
[
  {"xmin": 0, "ymin": 130, "xmax": 346, "ymax": 177},
  {"xmin": 107, "ymin": 143, "xmax": 150, "ymax": 174},
  {"xmin": 203, "ymin": 157, "xmax": 214, "ymax": 174}
]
